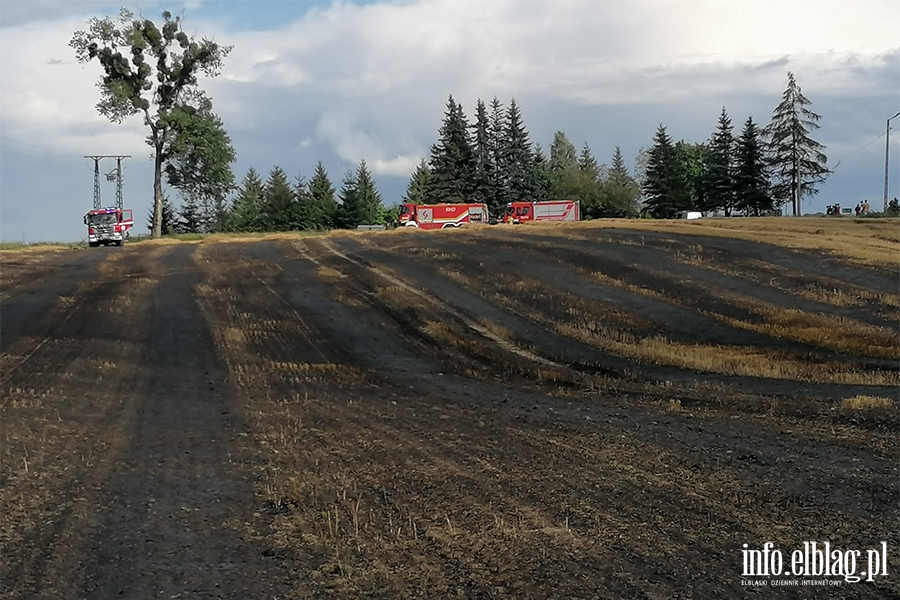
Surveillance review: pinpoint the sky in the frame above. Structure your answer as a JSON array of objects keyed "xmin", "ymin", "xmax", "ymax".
[{"xmin": 0, "ymin": 0, "xmax": 898, "ymax": 242}]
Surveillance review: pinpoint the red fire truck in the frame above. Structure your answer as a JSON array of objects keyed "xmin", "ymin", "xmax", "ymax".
[
  {"xmin": 84, "ymin": 207, "xmax": 134, "ymax": 247},
  {"xmin": 398, "ymin": 202, "xmax": 489, "ymax": 229},
  {"xmin": 503, "ymin": 200, "xmax": 580, "ymax": 224}
]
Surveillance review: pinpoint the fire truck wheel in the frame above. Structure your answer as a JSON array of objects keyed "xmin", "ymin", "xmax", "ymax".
[
  {"xmin": 115, "ymin": 240, "xmax": 124, "ymax": 247},
  {"xmin": 89, "ymin": 241, "xmax": 99, "ymax": 248}
]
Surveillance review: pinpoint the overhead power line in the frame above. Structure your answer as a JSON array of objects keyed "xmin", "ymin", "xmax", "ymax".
[{"xmin": 0, "ymin": 136, "xmax": 84, "ymax": 158}]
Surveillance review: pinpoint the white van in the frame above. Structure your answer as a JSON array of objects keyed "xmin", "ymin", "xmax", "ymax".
[{"xmin": 674, "ymin": 211, "xmax": 703, "ymax": 220}]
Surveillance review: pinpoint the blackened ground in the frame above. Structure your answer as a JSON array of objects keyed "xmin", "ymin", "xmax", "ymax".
[{"xmin": 1, "ymin": 230, "xmax": 897, "ymax": 600}]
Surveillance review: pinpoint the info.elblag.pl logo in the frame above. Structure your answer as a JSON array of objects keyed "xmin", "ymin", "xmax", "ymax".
[{"xmin": 741, "ymin": 542, "xmax": 890, "ymax": 587}]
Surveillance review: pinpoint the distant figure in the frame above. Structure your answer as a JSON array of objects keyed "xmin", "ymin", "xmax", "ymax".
[
  {"xmin": 855, "ymin": 203, "xmax": 861, "ymax": 216},
  {"xmin": 863, "ymin": 201, "xmax": 870, "ymax": 214}
]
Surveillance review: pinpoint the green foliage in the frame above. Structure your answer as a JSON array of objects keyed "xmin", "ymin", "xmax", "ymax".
[
  {"xmin": 261, "ymin": 167, "xmax": 296, "ymax": 232},
  {"xmin": 734, "ymin": 117, "xmax": 774, "ymax": 216},
  {"xmin": 175, "ymin": 195, "xmax": 203, "ymax": 234},
  {"xmin": 163, "ymin": 98, "xmax": 236, "ymax": 229},
  {"xmin": 641, "ymin": 124, "xmax": 691, "ymax": 218},
  {"xmin": 70, "ymin": 8, "xmax": 232, "ymax": 237},
  {"xmin": 487, "ymin": 97, "xmax": 507, "ymax": 215},
  {"xmin": 530, "ymin": 145, "xmax": 552, "ymax": 202},
  {"xmin": 549, "ymin": 131, "xmax": 578, "ymax": 174},
  {"xmin": 228, "ymin": 168, "xmax": 265, "ymax": 232},
  {"xmin": 675, "ymin": 141, "xmax": 711, "ymax": 212},
  {"xmin": 498, "ymin": 98, "xmax": 535, "ymax": 205},
  {"xmin": 403, "ymin": 159, "xmax": 431, "ymax": 205},
  {"xmin": 146, "ymin": 195, "xmax": 177, "ymax": 234},
  {"xmin": 470, "ymin": 99, "xmax": 494, "ymax": 206},
  {"xmin": 305, "ymin": 162, "xmax": 337, "ymax": 229},
  {"xmin": 706, "ymin": 107, "xmax": 736, "ymax": 214},
  {"xmin": 426, "ymin": 95, "xmax": 475, "ymax": 204},
  {"xmin": 603, "ymin": 146, "xmax": 640, "ymax": 217},
  {"xmin": 337, "ymin": 161, "xmax": 383, "ymax": 228},
  {"xmin": 765, "ymin": 71, "xmax": 830, "ymax": 215}
]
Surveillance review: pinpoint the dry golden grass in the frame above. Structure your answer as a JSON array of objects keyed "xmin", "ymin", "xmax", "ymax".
[
  {"xmin": 716, "ymin": 306, "xmax": 898, "ymax": 360},
  {"xmin": 512, "ymin": 217, "xmax": 900, "ymax": 267},
  {"xmin": 839, "ymin": 395, "xmax": 894, "ymax": 410},
  {"xmin": 436, "ymin": 266, "xmax": 897, "ymax": 385}
]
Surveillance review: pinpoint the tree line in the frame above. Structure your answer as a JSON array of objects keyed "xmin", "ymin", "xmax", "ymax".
[
  {"xmin": 641, "ymin": 72, "xmax": 830, "ymax": 218},
  {"xmin": 73, "ymin": 10, "xmax": 832, "ymax": 238},
  {"xmin": 405, "ymin": 96, "xmax": 641, "ymax": 220}
]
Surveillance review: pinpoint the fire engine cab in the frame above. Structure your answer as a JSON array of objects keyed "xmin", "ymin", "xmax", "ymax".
[
  {"xmin": 398, "ymin": 202, "xmax": 489, "ymax": 229},
  {"xmin": 503, "ymin": 200, "xmax": 580, "ymax": 224},
  {"xmin": 84, "ymin": 207, "xmax": 134, "ymax": 247}
]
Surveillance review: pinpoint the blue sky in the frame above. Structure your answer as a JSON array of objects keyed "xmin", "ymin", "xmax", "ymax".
[{"xmin": 1, "ymin": 0, "xmax": 898, "ymax": 242}]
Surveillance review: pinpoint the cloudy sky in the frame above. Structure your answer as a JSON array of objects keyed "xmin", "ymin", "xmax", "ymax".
[{"xmin": 1, "ymin": 0, "xmax": 897, "ymax": 242}]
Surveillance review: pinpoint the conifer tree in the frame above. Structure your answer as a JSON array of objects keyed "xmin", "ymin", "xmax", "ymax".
[
  {"xmin": 175, "ymin": 196, "xmax": 203, "ymax": 233},
  {"xmin": 351, "ymin": 160, "xmax": 383, "ymax": 226},
  {"xmin": 734, "ymin": 117, "xmax": 773, "ymax": 215},
  {"xmin": 261, "ymin": 167, "xmax": 295, "ymax": 231},
  {"xmin": 604, "ymin": 145, "xmax": 640, "ymax": 217},
  {"xmin": 403, "ymin": 159, "xmax": 431, "ymax": 205},
  {"xmin": 426, "ymin": 95, "xmax": 474, "ymax": 203},
  {"xmin": 307, "ymin": 162, "xmax": 337, "ymax": 229},
  {"xmin": 642, "ymin": 124, "xmax": 690, "ymax": 218},
  {"xmin": 549, "ymin": 131, "xmax": 578, "ymax": 174},
  {"xmin": 530, "ymin": 145, "xmax": 552, "ymax": 201},
  {"xmin": 488, "ymin": 96, "xmax": 508, "ymax": 214},
  {"xmin": 146, "ymin": 195, "xmax": 177, "ymax": 234},
  {"xmin": 764, "ymin": 71, "xmax": 830, "ymax": 216},
  {"xmin": 707, "ymin": 107, "xmax": 737, "ymax": 214},
  {"xmin": 230, "ymin": 168, "xmax": 264, "ymax": 232},
  {"xmin": 470, "ymin": 98, "xmax": 494, "ymax": 205},
  {"xmin": 499, "ymin": 98, "xmax": 535, "ymax": 204},
  {"xmin": 293, "ymin": 173, "xmax": 311, "ymax": 229}
]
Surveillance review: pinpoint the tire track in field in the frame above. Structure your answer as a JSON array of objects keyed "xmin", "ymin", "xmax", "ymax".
[{"xmin": 1, "ymin": 247, "xmax": 164, "ymax": 599}]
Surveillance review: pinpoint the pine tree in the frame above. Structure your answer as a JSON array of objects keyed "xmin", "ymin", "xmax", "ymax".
[
  {"xmin": 470, "ymin": 99, "xmax": 494, "ymax": 205},
  {"xmin": 261, "ymin": 166, "xmax": 295, "ymax": 231},
  {"xmin": 351, "ymin": 160, "xmax": 383, "ymax": 226},
  {"xmin": 335, "ymin": 170, "xmax": 357, "ymax": 229},
  {"xmin": 403, "ymin": 159, "xmax": 431, "ymax": 205},
  {"xmin": 426, "ymin": 95, "xmax": 475, "ymax": 204},
  {"xmin": 530, "ymin": 145, "xmax": 552, "ymax": 201},
  {"xmin": 549, "ymin": 131, "xmax": 578, "ymax": 174},
  {"xmin": 578, "ymin": 143, "xmax": 602, "ymax": 181},
  {"xmin": 488, "ymin": 96, "xmax": 508, "ymax": 215},
  {"xmin": 575, "ymin": 143, "xmax": 606, "ymax": 218},
  {"xmin": 499, "ymin": 98, "xmax": 535, "ymax": 204},
  {"xmin": 676, "ymin": 141, "xmax": 711, "ymax": 212},
  {"xmin": 707, "ymin": 107, "xmax": 737, "ymax": 215},
  {"xmin": 175, "ymin": 195, "xmax": 203, "ymax": 233},
  {"xmin": 307, "ymin": 162, "xmax": 337, "ymax": 229},
  {"xmin": 146, "ymin": 195, "xmax": 176, "ymax": 234},
  {"xmin": 293, "ymin": 173, "xmax": 311, "ymax": 229},
  {"xmin": 604, "ymin": 145, "xmax": 640, "ymax": 217},
  {"xmin": 642, "ymin": 124, "xmax": 690, "ymax": 218},
  {"xmin": 764, "ymin": 71, "xmax": 830, "ymax": 216},
  {"xmin": 734, "ymin": 117, "xmax": 773, "ymax": 216},
  {"xmin": 230, "ymin": 168, "xmax": 264, "ymax": 232}
]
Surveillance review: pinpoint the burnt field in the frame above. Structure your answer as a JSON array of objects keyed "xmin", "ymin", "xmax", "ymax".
[{"xmin": 1, "ymin": 221, "xmax": 898, "ymax": 599}]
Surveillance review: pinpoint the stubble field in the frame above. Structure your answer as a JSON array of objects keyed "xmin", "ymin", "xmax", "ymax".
[{"xmin": 1, "ymin": 218, "xmax": 898, "ymax": 599}]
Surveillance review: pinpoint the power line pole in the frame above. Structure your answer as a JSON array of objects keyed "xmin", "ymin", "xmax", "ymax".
[
  {"xmin": 85, "ymin": 155, "xmax": 131, "ymax": 210},
  {"xmin": 885, "ymin": 112, "xmax": 900, "ymax": 213}
]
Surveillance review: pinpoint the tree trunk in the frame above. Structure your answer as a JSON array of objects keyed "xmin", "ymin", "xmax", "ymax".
[{"xmin": 152, "ymin": 143, "xmax": 164, "ymax": 238}]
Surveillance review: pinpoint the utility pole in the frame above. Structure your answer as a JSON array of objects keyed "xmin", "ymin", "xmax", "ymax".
[
  {"xmin": 885, "ymin": 112, "xmax": 900, "ymax": 213},
  {"xmin": 85, "ymin": 155, "xmax": 131, "ymax": 210}
]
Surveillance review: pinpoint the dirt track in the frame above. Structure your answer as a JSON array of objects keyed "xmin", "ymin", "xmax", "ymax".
[{"xmin": 1, "ymin": 227, "xmax": 898, "ymax": 599}]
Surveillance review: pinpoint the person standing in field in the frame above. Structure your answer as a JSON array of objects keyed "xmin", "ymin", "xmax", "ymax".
[{"xmin": 863, "ymin": 201, "xmax": 870, "ymax": 214}]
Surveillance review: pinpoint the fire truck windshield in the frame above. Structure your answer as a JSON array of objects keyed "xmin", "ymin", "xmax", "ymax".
[
  {"xmin": 400, "ymin": 205, "xmax": 411, "ymax": 215},
  {"xmin": 88, "ymin": 213, "xmax": 117, "ymax": 225}
]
